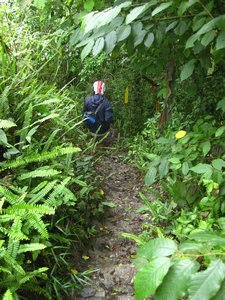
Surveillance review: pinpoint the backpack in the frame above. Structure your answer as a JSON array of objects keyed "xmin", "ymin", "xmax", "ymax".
[{"xmin": 83, "ymin": 99, "xmax": 105, "ymax": 127}]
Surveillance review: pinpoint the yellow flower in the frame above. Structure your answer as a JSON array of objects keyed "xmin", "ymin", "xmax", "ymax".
[
  {"xmin": 71, "ymin": 268, "xmax": 78, "ymax": 274},
  {"xmin": 82, "ymin": 255, "xmax": 90, "ymax": 260},
  {"xmin": 99, "ymin": 189, "xmax": 104, "ymax": 196},
  {"xmin": 176, "ymin": 130, "xmax": 187, "ymax": 139},
  {"xmin": 26, "ymin": 260, "xmax": 32, "ymax": 264}
]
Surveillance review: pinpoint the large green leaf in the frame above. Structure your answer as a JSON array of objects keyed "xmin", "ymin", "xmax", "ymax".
[
  {"xmin": 188, "ymin": 259, "xmax": 225, "ymax": 300},
  {"xmin": 92, "ymin": 37, "xmax": 104, "ymax": 56},
  {"xmin": 134, "ymin": 30, "xmax": 147, "ymax": 47},
  {"xmin": 137, "ymin": 238, "xmax": 177, "ymax": 260},
  {"xmin": 144, "ymin": 32, "xmax": 154, "ymax": 48},
  {"xmin": 83, "ymin": 7, "xmax": 120, "ymax": 33},
  {"xmin": 178, "ymin": 0, "xmax": 197, "ymax": 16},
  {"xmin": 126, "ymin": 1, "xmax": 157, "ymax": 24},
  {"xmin": 81, "ymin": 40, "xmax": 94, "ymax": 60},
  {"xmin": 215, "ymin": 125, "xmax": 225, "ymax": 137},
  {"xmin": 216, "ymin": 31, "xmax": 225, "ymax": 50},
  {"xmin": 180, "ymin": 59, "xmax": 196, "ymax": 81},
  {"xmin": 105, "ymin": 31, "xmax": 117, "ymax": 53},
  {"xmin": 196, "ymin": 16, "xmax": 225, "ymax": 36},
  {"xmin": 155, "ymin": 260, "xmax": 199, "ymax": 300},
  {"xmin": 201, "ymin": 30, "xmax": 216, "ymax": 47},
  {"xmin": 217, "ymin": 98, "xmax": 225, "ymax": 112},
  {"xmin": 212, "ymin": 159, "xmax": 225, "ymax": 171},
  {"xmin": 166, "ymin": 21, "xmax": 178, "ymax": 32},
  {"xmin": 212, "ymin": 279, "xmax": 225, "ymax": 300},
  {"xmin": 152, "ymin": 2, "xmax": 172, "ymax": 17},
  {"xmin": 70, "ymin": 29, "xmax": 82, "ymax": 47},
  {"xmin": 111, "ymin": 16, "xmax": 124, "ymax": 28},
  {"xmin": 200, "ymin": 141, "xmax": 211, "ymax": 156},
  {"xmin": 174, "ymin": 20, "xmax": 189, "ymax": 36},
  {"xmin": 135, "ymin": 257, "xmax": 171, "ymax": 300},
  {"xmin": 132, "ymin": 21, "xmax": 143, "ymax": 36},
  {"xmin": 0, "ymin": 129, "xmax": 8, "ymax": 145},
  {"xmin": 179, "ymin": 241, "xmax": 205, "ymax": 253},
  {"xmin": 145, "ymin": 166, "xmax": 157, "ymax": 185},
  {"xmin": 182, "ymin": 162, "xmax": 189, "ymax": 176},
  {"xmin": 84, "ymin": 0, "xmax": 94, "ymax": 12},
  {"xmin": 83, "ymin": 1, "xmax": 131, "ymax": 33},
  {"xmin": 188, "ymin": 232, "xmax": 225, "ymax": 247},
  {"xmin": 192, "ymin": 17, "xmax": 206, "ymax": 32},
  {"xmin": 168, "ymin": 157, "xmax": 180, "ymax": 164},
  {"xmin": 158, "ymin": 158, "xmax": 169, "ymax": 179},
  {"xmin": 185, "ymin": 34, "xmax": 199, "ymax": 49},
  {"xmin": 190, "ymin": 163, "xmax": 212, "ymax": 174},
  {"xmin": 116, "ymin": 25, "xmax": 131, "ymax": 42}
]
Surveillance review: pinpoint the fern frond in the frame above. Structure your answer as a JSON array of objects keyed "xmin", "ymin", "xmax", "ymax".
[
  {"xmin": 0, "ymin": 186, "xmax": 18, "ymax": 205},
  {"xmin": 61, "ymin": 186, "xmax": 77, "ymax": 204},
  {"xmin": 28, "ymin": 180, "xmax": 58, "ymax": 204},
  {"xmin": 0, "ymin": 215, "xmax": 17, "ymax": 222},
  {"xmin": 0, "ymin": 146, "xmax": 81, "ymax": 172},
  {"xmin": 7, "ymin": 239, "xmax": 20, "ymax": 259},
  {"xmin": 19, "ymin": 169, "xmax": 61, "ymax": 181},
  {"xmin": 17, "ymin": 193, "xmax": 28, "ymax": 204},
  {"xmin": 3, "ymin": 289, "xmax": 13, "ymax": 300},
  {"xmin": 5, "ymin": 203, "xmax": 55, "ymax": 216},
  {"xmin": 46, "ymin": 177, "xmax": 76, "ymax": 207},
  {"xmin": 0, "ymin": 119, "xmax": 17, "ymax": 129},
  {"xmin": 45, "ymin": 183, "xmax": 66, "ymax": 207},
  {"xmin": 20, "ymin": 283, "xmax": 51, "ymax": 300},
  {"xmin": 8, "ymin": 217, "xmax": 28, "ymax": 241},
  {"xmin": 0, "ymin": 266, "xmax": 11, "ymax": 274},
  {"xmin": 0, "ymin": 226, "xmax": 9, "ymax": 236},
  {"xmin": 27, "ymin": 214, "xmax": 49, "ymax": 238},
  {"xmin": 0, "ymin": 225, "xmax": 28, "ymax": 243},
  {"xmin": 18, "ymin": 267, "xmax": 49, "ymax": 286},
  {"xmin": 2, "ymin": 250, "xmax": 25, "ymax": 275},
  {"xmin": 8, "ymin": 184, "xmax": 28, "ymax": 194},
  {"xmin": 0, "ymin": 217, "xmax": 29, "ymax": 241},
  {"xmin": 65, "ymin": 147, "xmax": 73, "ymax": 171},
  {"xmin": 18, "ymin": 243, "xmax": 46, "ymax": 254},
  {"xmin": 30, "ymin": 180, "xmax": 48, "ymax": 194}
]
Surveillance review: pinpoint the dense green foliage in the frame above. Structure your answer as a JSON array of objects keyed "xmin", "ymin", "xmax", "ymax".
[
  {"xmin": 0, "ymin": 0, "xmax": 224, "ymax": 299},
  {"xmin": 0, "ymin": 2, "xmax": 106, "ymax": 299}
]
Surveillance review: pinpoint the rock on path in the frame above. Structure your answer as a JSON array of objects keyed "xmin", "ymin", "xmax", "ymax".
[{"xmin": 77, "ymin": 153, "xmax": 146, "ymax": 300}]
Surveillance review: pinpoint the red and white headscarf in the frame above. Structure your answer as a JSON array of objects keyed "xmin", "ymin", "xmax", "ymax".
[{"xmin": 93, "ymin": 80, "xmax": 106, "ymax": 95}]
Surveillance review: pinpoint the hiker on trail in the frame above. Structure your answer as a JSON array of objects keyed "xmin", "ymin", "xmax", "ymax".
[{"xmin": 83, "ymin": 80, "xmax": 113, "ymax": 142}]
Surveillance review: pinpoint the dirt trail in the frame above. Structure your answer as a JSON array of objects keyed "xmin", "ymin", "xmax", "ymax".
[{"xmin": 77, "ymin": 153, "xmax": 146, "ymax": 300}]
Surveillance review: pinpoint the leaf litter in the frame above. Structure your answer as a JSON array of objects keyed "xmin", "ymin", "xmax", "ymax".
[{"xmin": 76, "ymin": 153, "xmax": 150, "ymax": 300}]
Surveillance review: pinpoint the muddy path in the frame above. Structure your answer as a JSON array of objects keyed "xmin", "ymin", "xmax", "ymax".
[{"xmin": 77, "ymin": 153, "xmax": 148, "ymax": 300}]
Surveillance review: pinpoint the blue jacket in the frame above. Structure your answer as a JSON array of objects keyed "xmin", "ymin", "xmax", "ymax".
[{"xmin": 83, "ymin": 94, "xmax": 113, "ymax": 134}]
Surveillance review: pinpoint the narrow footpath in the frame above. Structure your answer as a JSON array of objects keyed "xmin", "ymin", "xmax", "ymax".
[{"xmin": 77, "ymin": 153, "xmax": 147, "ymax": 300}]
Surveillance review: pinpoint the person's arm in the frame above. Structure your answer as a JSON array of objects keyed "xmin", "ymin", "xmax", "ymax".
[{"xmin": 104, "ymin": 101, "xmax": 113, "ymax": 123}]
